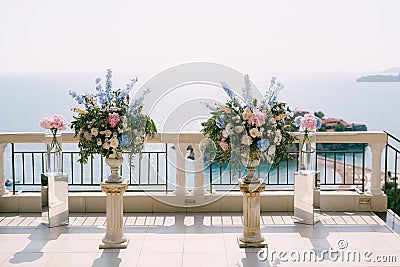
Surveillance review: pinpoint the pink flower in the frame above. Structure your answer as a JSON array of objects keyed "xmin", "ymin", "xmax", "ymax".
[
  {"xmin": 39, "ymin": 114, "xmax": 66, "ymax": 131},
  {"xmin": 219, "ymin": 138, "xmax": 229, "ymax": 151},
  {"xmin": 248, "ymin": 111, "xmax": 266, "ymax": 127},
  {"xmin": 107, "ymin": 113, "xmax": 120, "ymax": 128},
  {"xmin": 300, "ymin": 114, "xmax": 317, "ymax": 131}
]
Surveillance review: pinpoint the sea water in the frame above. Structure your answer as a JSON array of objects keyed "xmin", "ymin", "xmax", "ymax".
[{"xmin": 1, "ymin": 71, "xmax": 399, "ymax": 191}]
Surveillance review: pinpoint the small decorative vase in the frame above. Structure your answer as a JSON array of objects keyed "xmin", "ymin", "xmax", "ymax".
[
  {"xmin": 299, "ymin": 127, "xmax": 316, "ymax": 174},
  {"xmin": 44, "ymin": 132, "xmax": 63, "ymax": 175},
  {"xmin": 105, "ymin": 157, "xmax": 124, "ymax": 183},
  {"xmin": 240, "ymin": 148, "xmax": 261, "ymax": 183}
]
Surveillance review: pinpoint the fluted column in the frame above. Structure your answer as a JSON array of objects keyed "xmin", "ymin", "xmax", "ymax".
[
  {"xmin": 368, "ymin": 142, "xmax": 386, "ymax": 195},
  {"xmin": 238, "ymin": 179, "xmax": 266, "ymax": 248},
  {"xmin": 0, "ymin": 143, "xmax": 8, "ymax": 196},
  {"xmin": 192, "ymin": 143, "xmax": 206, "ymax": 195},
  {"xmin": 174, "ymin": 143, "xmax": 188, "ymax": 195},
  {"xmin": 99, "ymin": 180, "xmax": 128, "ymax": 249}
]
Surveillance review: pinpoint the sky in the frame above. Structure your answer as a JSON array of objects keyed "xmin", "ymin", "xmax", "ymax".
[{"xmin": 0, "ymin": 0, "xmax": 399, "ymax": 73}]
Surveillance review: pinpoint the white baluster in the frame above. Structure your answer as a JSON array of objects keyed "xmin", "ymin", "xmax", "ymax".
[
  {"xmin": 192, "ymin": 143, "xmax": 206, "ymax": 195},
  {"xmin": 174, "ymin": 143, "xmax": 188, "ymax": 195},
  {"xmin": 0, "ymin": 143, "xmax": 8, "ymax": 196},
  {"xmin": 368, "ymin": 142, "xmax": 386, "ymax": 195}
]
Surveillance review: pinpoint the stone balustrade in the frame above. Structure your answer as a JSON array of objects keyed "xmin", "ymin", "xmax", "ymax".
[{"xmin": 0, "ymin": 131, "xmax": 388, "ymax": 197}]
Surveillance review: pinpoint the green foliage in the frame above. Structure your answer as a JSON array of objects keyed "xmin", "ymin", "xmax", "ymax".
[{"xmin": 334, "ymin": 122, "xmax": 346, "ymax": 132}]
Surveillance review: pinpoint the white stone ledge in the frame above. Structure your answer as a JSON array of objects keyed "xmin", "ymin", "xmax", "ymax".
[{"xmin": 0, "ymin": 191, "xmax": 387, "ymax": 213}]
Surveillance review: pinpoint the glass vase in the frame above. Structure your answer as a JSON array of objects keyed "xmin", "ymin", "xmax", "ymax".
[
  {"xmin": 45, "ymin": 132, "xmax": 63, "ymax": 175},
  {"xmin": 299, "ymin": 127, "xmax": 316, "ymax": 174}
]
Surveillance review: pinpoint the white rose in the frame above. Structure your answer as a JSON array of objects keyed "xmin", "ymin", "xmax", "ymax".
[
  {"xmin": 97, "ymin": 139, "xmax": 102, "ymax": 146},
  {"xmin": 267, "ymin": 145, "xmax": 276, "ymax": 156},
  {"xmin": 118, "ymin": 128, "xmax": 123, "ymax": 133},
  {"xmin": 110, "ymin": 137, "xmax": 119, "ymax": 148},
  {"xmin": 249, "ymin": 128, "xmax": 260, "ymax": 138},
  {"xmin": 241, "ymin": 135, "xmax": 252, "ymax": 146},
  {"xmin": 83, "ymin": 131, "xmax": 92, "ymax": 141},
  {"xmin": 91, "ymin": 128, "xmax": 99, "ymax": 137},
  {"xmin": 235, "ymin": 126, "xmax": 244, "ymax": 133},
  {"xmin": 102, "ymin": 142, "xmax": 110, "ymax": 150},
  {"xmin": 104, "ymin": 130, "xmax": 112, "ymax": 138},
  {"xmin": 225, "ymin": 123, "xmax": 234, "ymax": 136}
]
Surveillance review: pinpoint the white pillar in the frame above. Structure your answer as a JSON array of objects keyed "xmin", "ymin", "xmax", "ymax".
[
  {"xmin": 192, "ymin": 143, "xmax": 206, "ymax": 195},
  {"xmin": 0, "ymin": 143, "xmax": 9, "ymax": 196},
  {"xmin": 368, "ymin": 142, "xmax": 386, "ymax": 195},
  {"xmin": 174, "ymin": 143, "xmax": 188, "ymax": 195},
  {"xmin": 238, "ymin": 179, "xmax": 267, "ymax": 248},
  {"xmin": 99, "ymin": 180, "xmax": 128, "ymax": 249}
]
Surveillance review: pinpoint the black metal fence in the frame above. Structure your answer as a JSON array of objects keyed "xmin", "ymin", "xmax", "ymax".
[
  {"xmin": 385, "ymin": 132, "xmax": 400, "ymax": 215},
  {"xmin": 6, "ymin": 142, "xmax": 368, "ymax": 194}
]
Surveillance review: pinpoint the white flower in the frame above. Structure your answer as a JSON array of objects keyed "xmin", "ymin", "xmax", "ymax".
[
  {"xmin": 234, "ymin": 115, "xmax": 241, "ymax": 123},
  {"xmin": 103, "ymin": 142, "xmax": 111, "ymax": 150},
  {"xmin": 110, "ymin": 137, "xmax": 119, "ymax": 148},
  {"xmin": 274, "ymin": 130, "xmax": 282, "ymax": 144},
  {"xmin": 83, "ymin": 131, "xmax": 92, "ymax": 141},
  {"xmin": 103, "ymin": 130, "xmax": 112, "ymax": 138},
  {"xmin": 241, "ymin": 135, "xmax": 252, "ymax": 146},
  {"xmin": 97, "ymin": 139, "xmax": 102, "ymax": 146},
  {"xmin": 118, "ymin": 127, "xmax": 123, "ymax": 133},
  {"xmin": 267, "ymin": 145, "xmax": 276, "ymax": 156},
  {"xmin": 91, "ymin": 128, "xmax": 99, "ymax": 137},
  {"xmin": 222, "ymin": 130, "xmax": 228, "ymax": 138},
  {"xmin": 225, "ymin": 123, "xmax": 234, "ymax": 136},
  {"xmin": 249, "ymin": 128, "xmax": 260, "ymax": 138},
  {"xmin": 235, "ymin": 126, "xmax": 244, "ymax": 133}
]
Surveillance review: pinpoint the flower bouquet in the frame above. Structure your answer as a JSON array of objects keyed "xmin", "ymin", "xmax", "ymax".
[
  {"xmin": 294, "ymin": 113, "xmax": 322, "ymax": 174},
  {"xmin": 201, "ymin": 75, "xmax": 294, "ymax": 183},
  {"xmin": 70, "ymin": 69, "xmax": 157, "ymax": 182},
  {"xmin": 39, "ymin": 114, "xmax": 67, "ymax": 175}
]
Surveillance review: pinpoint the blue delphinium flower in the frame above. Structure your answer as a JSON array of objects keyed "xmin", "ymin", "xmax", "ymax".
[
  {"xmin": 69, "ymin": 90, "xmax": 84, "ymax": 104},
  {"xmin": 118, "ymin": 134, "xmax": 130, "ymax": 147},
  {"xmin": 257, "ymin": 139, "xmax": 270, "ymax": 152},
  {"xmin": 294, "ymin": 116, "xmax": 302, "ymax": 128},
  {"xmin": 221, "ymin": 82, "xmax": 236, "ymax": 101},
  {"xmin": 105, "ymin": 69, "xmax": 113, "ymax": 103},
  {"xmin": 316, "ymin": 117, "xmax": 322, "ymax": 129},
  {"xmin": 216, "ymin": 115, "xmax": 226, "ymax": 129},
  {"xmin": 242, "ymin": 74, "xmax": 253, "ymax": 106},
  {"xmin": 130, "ymin": 88, "xmax": 151, "ymax": 111},
  {"xmin": 264, "ymin": 77, "xmax": 284, "ymax": 106}
]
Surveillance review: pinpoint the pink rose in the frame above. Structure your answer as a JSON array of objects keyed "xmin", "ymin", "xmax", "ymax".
[
  {"xmin": 248, "ymin": 111, "xmax": 266, "ymax": 127},
  {"xmin": 107, "ymin": 113, "xmax": 120, "ymax": 128}
]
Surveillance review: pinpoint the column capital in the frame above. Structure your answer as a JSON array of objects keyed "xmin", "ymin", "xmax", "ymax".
[{"xmin": 101, "ymin": 180, "xmax": 128, "ymax": 195}]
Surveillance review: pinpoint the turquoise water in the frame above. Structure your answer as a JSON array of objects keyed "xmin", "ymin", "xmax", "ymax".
[{"xmin": 1, "ymin": 71, "xmax": 398, "ymax": 191}]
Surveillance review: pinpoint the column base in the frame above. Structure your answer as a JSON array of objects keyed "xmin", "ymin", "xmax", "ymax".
[
  {"xmin": 99, "ymin": 237, "xmax": 129, "ymax": 249},
  {"xmin": 173, "ymin": 188, "xmax": 189, "ymax": 196},
  {"xmin": 192, "ymin": 187, "xmax": 207, "ymax": 195},
  {"xmin": 367, "ymin": 189, "xmax": 384, "ymax": 195},
  {"xmin": 237, "ymin": 236, "xmax": 268, "ymax": 248}
]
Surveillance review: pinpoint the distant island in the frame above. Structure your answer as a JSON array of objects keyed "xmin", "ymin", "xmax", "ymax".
[{"xmin": 357, "ymin": 67, "xmax": 400, "ymax": 82}]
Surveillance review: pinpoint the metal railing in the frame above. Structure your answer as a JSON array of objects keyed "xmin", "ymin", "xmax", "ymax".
[
  {"xmin": 385, "ymin": 132, "xmax": 400, "ymax": 214},
  {"xmin": 1, "ymin": 131, "xmax": 385, "ymax": 194},
  {"xmin": 208, "ymin": 144, "xmax": 366, "ymax": 191}
]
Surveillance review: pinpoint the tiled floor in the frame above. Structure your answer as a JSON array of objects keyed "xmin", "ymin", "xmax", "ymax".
[{"xmin": 0, "ymin": 212, "xmax": 399, "ymax": 266}]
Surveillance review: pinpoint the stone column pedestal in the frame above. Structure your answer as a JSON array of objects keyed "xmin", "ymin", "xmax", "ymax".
[
  {"xmin": 99, "ymin": 179, "xmax": 129, "ymax": 249},
  {"xmin": 238, "ymin": 178, "xmax": 267, "ymax": 248}
]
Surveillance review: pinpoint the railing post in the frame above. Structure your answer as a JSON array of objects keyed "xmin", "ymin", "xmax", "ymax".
[
  {"xmin": 192, "ymin": 142, "xmax": 206, "ymax": 195},
  {"xmin": 368, "ymin": 141, "xmax": 386, "ymax": 195},
  {"xmin": 0, "ymin": 143, "xmax": 9, "ymax": 196},
  {"xmin": 173, "ymin": 143, "xmax": 188, "ymax": 195}
]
